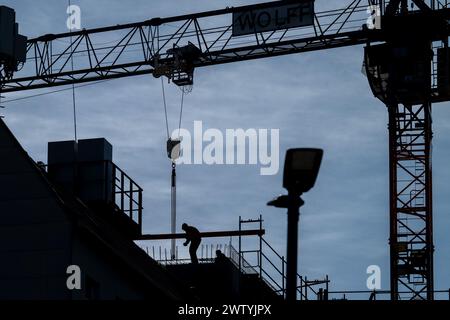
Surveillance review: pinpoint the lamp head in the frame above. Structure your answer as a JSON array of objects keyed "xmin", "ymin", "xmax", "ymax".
[{"xmin": 283, "ymin": 148, "xmax": 323, "ymax": 194}]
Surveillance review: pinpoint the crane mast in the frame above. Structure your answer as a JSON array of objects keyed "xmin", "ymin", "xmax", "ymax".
[{"xmin": 1, "ymin": 0, "xmax": 450, "ymax": 301}]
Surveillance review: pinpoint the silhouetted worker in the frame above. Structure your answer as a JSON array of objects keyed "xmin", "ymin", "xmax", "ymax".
[
  {"xmin": 182, "ymin": 223, "xmax": 201, "ymax": 264},
  {"xmin": 215, "ymin": 250, "xmax": 227, "ymax": 264}
]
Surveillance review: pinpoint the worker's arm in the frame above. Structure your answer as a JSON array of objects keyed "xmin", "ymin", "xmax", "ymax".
[{"xmin": 183, "ymin": 238, "xmax": 191, "ymax": 246}]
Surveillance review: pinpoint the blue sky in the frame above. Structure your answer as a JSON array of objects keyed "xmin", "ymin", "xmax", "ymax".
[{"xmin": 2, "ymin": 0, "xmax": 450, "ymax": 299}]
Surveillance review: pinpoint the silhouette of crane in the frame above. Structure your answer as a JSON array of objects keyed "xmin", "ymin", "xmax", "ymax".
[{"xmin": 1, "ymin": 0, "xmax": 450, "ymax": 301}]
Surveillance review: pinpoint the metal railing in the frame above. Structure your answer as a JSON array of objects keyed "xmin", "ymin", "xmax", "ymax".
[
  {"xmin": 111, "ymin": 162, "xmax": 143, "ymax": 229},
  {"xmin": 326, "ymin": 289, "xmax": 450, "ymax": 300},
  {"xmin": 258, "ymin": 237, "xmax": 329, "ymax": 300},
  {"xmin": 44, "ymin": 159, "xmax": 143, "ymax": 232},
  {"xmin": 142, "ymin": 215, "xmax": 329, "ymax": 300},
  {"xmin": 229, "ymin": 245, "xmax": 258, "ymax": 275},
  {"xmin": 237, "ymin": 216, "xmax": 329, "ymax": 300},
  {"xmin": 146, "ymin": 243, "xmax": 231, "ymax": 265}
]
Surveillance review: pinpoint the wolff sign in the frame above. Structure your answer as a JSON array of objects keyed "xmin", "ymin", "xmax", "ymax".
[{"xmin": 232, "ymin": 0, "xmax": 315, "ymax": 36}]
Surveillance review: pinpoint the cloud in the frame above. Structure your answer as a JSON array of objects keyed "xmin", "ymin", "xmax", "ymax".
[{"xmin": 2, "ymin": 0, "xmax": 450, "ymax": 297}]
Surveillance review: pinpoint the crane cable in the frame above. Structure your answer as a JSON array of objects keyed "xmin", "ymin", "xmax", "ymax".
[
  {"xmin": 160, "ymin": 78, "xmax": 188, "ymax": 260},
  {"xmin": 68, "ymin": 0, "xmax": 78, "ymax": 142},
  {"xmin": 161, "ymin": 78, "xmax": 170, "ymax": 139},
  {"xmin": 178, "ymin": 88, "xmax": 185, "ymax": 138},
  {"xmin": 160, "ymin": 78, "xmax": 185, "ymax": 139}
]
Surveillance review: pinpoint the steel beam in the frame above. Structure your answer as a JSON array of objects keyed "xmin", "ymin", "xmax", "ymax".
[{"xmin": 137, "ymin": 229, "xmax": 265, "ymax": 240}]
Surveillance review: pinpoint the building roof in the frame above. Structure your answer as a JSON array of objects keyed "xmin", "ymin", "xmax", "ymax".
[{"xmin": 0, "ymin": 118, "xmax": 189, "ymax": 301}]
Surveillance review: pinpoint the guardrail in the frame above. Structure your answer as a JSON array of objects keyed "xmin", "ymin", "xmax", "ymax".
[{"xmin": 111, "ymin": 162, "xmax": 143, "ymax": 229}]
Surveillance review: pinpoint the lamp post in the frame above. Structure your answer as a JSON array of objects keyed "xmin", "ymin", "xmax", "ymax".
[{"xmin": 268, "ymin": 148, "xmax": 323, "ymax": 302}]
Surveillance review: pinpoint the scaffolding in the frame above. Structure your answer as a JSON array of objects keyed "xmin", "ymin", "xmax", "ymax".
[{"xmin": 143, "ymin": 215, "xmax": 330, "ymax": 300}]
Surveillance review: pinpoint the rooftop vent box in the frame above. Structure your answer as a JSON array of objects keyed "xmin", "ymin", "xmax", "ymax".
[
  {"xmin": 0, "ymin": 6, "xmax": 27, "ymax": 68},
  {"xmin": 48, "ymin": 138, "xmax": 113, "ymax": 204},
  {"xmin": 0, "ymin": 6, "xmax": 16, "ymax": 59},
  {"xmin": 78, "ymin": 138, "xmax": 112, "ymax": 162},
  {"xmin": 47, "ymin": 138, "xmax": 143, "ymax": 237}
]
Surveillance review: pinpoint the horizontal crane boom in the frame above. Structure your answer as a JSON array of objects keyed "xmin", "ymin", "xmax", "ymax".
[{"xmin": 1, "ymin": 0, "xmax": 384, "ymax": 93}]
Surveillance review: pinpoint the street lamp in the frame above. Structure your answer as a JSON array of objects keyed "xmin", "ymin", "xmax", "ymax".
[{"xmin": 268, "ymin": 148, "xmax": 323, "ymax": 302}]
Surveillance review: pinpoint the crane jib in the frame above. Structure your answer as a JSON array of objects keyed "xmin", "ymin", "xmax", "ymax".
[{"xmin": 232, "ymin": 0, "xmax": 314, "ymax": 37}]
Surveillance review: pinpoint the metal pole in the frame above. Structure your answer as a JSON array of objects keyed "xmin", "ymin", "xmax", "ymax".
[
  {"xmin": 138, "ymin": 189, "xmax": 143, "ymax": 234},
  {"xmin": 388, "ymin": 103, "xmax": 397, "ymax": 301},
  {"xmin": 299, "ymin": 275, "xmax": 302, "ymax": 301},
  {"xmin": 425, "ymin": 101, "xmax": 434, "ymax": 301},
  {"xmin": 286, "ymin": 192, "xmax": 304, "ymax": 302},
  {"xmin": 239, "ymin": 216, "xmax": 242, "ymax": 272},
  {"xmin": 304, "ymin": 276, "xmax": 308, "ymax": 301},
  {"xmin": 171, "ymin": 162, "xmax": 176, "ymax": 260},
  {"xmin": 282, "ymin": 257, "xmax": 285, "ymax": 298},
  {"xmin": 259, "ymin": 214, "xmax": 263, "ymax": 279}
]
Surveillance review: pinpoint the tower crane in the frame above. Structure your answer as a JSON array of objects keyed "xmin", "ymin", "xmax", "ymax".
[{"xmin": 1, "ymin": 0, "xmax": 450, "ymax": 301}]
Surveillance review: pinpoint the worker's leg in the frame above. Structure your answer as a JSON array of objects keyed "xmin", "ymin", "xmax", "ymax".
[{"xmin": 190, "ymin": 240, "xmax": 200, "ymax": 264}]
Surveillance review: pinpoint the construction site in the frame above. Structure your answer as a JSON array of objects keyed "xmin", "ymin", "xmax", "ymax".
[{"xmin": 1, "ymin": 0, "xmax": 450, "ymax": 306}]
